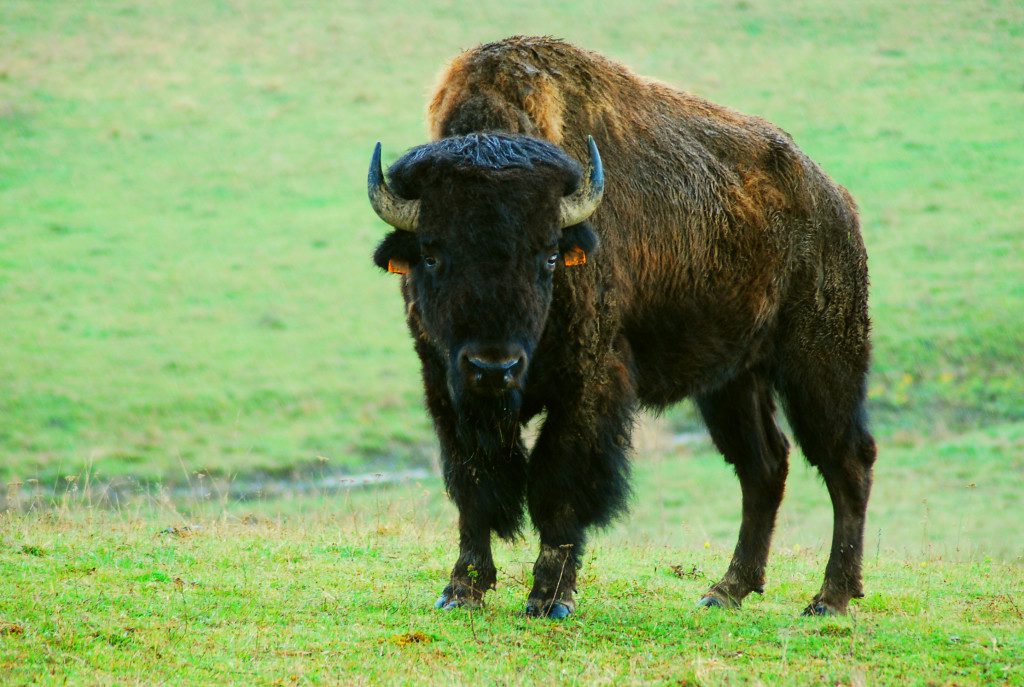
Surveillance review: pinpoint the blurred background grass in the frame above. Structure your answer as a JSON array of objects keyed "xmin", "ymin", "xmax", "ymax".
[{"xmin": 1, "ymin": 0, "xmax": 1021, "ymax": 507}]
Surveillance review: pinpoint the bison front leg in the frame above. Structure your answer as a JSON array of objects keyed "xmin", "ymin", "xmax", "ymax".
[
  {"xmin": 525, "ymin": 361, "xmax": 636, "ymax": 619},
  {"xmin": 435, "ymin": 447, "xmax": 528, "ymax": 610},
  {"xmin": 525, "ymin": 540, "xmax": 579, "ymax": 620},
  {"xmin": 695, "ymin": 373, "xmax": 790, "ymax": 609},
  {"xmin": 434, "ymin": 511, "xmax": 496, "ymax": 610}
]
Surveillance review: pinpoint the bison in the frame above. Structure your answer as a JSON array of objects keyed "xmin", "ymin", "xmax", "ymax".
[{"xmin": 367, "ymin": 36, "xmax": 875, "ymax": 618}]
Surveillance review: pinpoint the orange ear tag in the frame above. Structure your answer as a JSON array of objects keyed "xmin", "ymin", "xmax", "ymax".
[
  {"xmin": 387, "ymin": 259, "xmax": 409, "ymax": 275},
  {"xmin": 563, "ymin": 246, "xmax": 587, "ymax": 267}
]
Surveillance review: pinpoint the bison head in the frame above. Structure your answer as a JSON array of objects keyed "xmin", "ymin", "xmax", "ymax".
[{"xmin": 369, "ymin": 134, "xmax": 602, "ymax": 436}]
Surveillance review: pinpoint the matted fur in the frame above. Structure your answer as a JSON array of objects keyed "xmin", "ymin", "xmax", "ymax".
[{"xmin": 378, "ymin": 36, "xmax": 875, "ymax": 617}]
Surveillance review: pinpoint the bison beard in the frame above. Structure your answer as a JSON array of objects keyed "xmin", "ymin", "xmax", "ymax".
[
  {"xmin": 368, "ymin": 36, "xmax": 877, "ymax": 619},
  {"xmin": 445, "ymin": 394, "xmax": 529, "ymax": 544},
  {"xmin": 451, "ymin": 387, "xmax": 522, "ymax": 463}
]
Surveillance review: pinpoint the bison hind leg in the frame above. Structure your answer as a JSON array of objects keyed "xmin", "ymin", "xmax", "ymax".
[
  {"xmin": 696, "ymin": 370, "xmax": 790, "ymax": 609},
  {"xmin": 776, "ymin": 343, "xmax": 876, "ymax": 615}
]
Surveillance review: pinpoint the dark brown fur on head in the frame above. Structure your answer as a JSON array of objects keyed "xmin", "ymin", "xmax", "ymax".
[{"xmin": 373, "ymin": 133, "xmax": 598, "ymax": 450}]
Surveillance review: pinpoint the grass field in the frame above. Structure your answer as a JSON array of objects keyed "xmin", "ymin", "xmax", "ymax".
[
  {"xmin": 2, "ymin": 476, "xmax": 1022, "ymax": 686},
  {"xmin": 2, "ymin": 1, "xmax": 1023, "ymax": 684},
  {"xmin": 1, "ymin": 0, "xmax": 1022, "ymax": 485},
  {"xmin": 1, "ymin": 422, "xmax": 1022, "ymax": 684}
]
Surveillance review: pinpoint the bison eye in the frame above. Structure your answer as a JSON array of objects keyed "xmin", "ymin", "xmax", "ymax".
[
  {"xmin": 545, "ymin": 252, "xmax": 559, "ymax": 271},
  {"xmin": 424, "ymin": 255, "xmax": 439, "ymax": 270}
]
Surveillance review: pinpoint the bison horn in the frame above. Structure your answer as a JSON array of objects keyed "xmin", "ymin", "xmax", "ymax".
[
  {"xmin": 559, "ymin": 135, "xmax": 605, "ymax": 228},
  {"xmin": 368, "ymin": 142, "xmax": 420, "ymax": 232}
]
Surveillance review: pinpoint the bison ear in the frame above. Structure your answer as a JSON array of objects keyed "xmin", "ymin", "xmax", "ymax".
[
  {"xmin": 373, "ymin": 230, "xmax": 421, "ymax": 275},
  {"xmin": 559, "ymin": 222, "xmax": 599, "ymax": 267}
]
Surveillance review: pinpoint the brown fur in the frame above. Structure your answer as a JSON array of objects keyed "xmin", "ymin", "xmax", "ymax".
[
  {"xmin": 405, "ymin": 37, "xmax": 874, "ymax": 616},
  {"xmin": 428, "ymin": 38, "xmax": 867, "ymax": 400}
]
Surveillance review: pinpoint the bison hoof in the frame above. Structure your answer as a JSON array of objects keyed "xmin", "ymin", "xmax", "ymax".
[
  {"xmin": 434, "ymin": 592, "xmax": 458, "ymax": 610},
  {"xmin": 547, "ymin": 602, "xmax": 572, "ymax": 620},
  {"xmin": 697, "ymin": 592, "xmax": 739, "ymax": 610},
  {"xmin": 801, "ymin": 602, "xmax": 843, "ymax": 617},
  {"xmin": 525, "ymin": 600, "xmax": 573, "ymax": 620},
  {"xmin": 696, "ymin": 595, "xmax": 725, "ymax": 609},
  {"xmin": 434, "ymin": 590, "xmax": 481, "ymax": 611}
]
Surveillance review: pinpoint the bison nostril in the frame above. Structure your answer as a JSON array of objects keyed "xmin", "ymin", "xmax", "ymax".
[
  {"xmin": 468, "ymin": 356, "xmax": 520, "ymax": 372},
  {"xmin": 460, "ymin": 349, "xmax": 527, "ymax": 391}
]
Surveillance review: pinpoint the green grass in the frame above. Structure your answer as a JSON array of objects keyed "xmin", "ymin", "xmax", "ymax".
[
  {"xmin": 2, "ymin": 480, "xmax": 1022, "ymax": 686},
  {"xmin": 2, "ymin": 423, "xmax": 1021, "ymax": 684},
  {"xmin": 1, "ymin": 0, "xmax": 1022, "ymax": 485}
]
